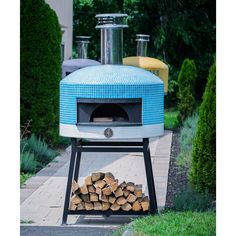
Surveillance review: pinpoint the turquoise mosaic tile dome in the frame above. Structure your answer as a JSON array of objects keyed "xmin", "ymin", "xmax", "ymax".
[{"xmin": 60, "ymin": 65, "xmax": 164, "ymax": 125}]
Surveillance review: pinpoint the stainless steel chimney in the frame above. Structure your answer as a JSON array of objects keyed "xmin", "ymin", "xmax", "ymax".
[
  {"xmin": 76, "ymin": 36, "xmax": 91, "ymax": 59},
  {"xmin": 136, "ymin": 34, "xmax": 150, "ymax": 57},
  {"xmin": 95, "ymin": 13, "xmax": 128, "ymax": 65}
]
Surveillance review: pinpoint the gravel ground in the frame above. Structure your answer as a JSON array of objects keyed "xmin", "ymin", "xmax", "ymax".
[{"xmin": 165, "ymin": 131, "xmax": 189, "ymax": 209}]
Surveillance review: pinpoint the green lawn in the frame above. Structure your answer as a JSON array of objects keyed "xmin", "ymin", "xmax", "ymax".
[
  {"xmin": 131, "ymin": 211, "xmax": 215, "ymax": 236},
  {"xmin": 164, "ymin": 110, "xmax": 179, "ymax": 129}
]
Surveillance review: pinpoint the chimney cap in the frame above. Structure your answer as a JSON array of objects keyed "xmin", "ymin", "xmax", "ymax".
[
  {"xmin": 136, "ymin": 34, "xmax": 150, "ymax": 42},
  {"xmin": 76, "ymin": 36, "xmax": 91, "ymax": 43},
  {"xmin": 95, "ymin": 13, "xmax": 128, "ymax": 29}
]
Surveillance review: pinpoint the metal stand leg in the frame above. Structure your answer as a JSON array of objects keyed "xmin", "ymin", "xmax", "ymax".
[
  {"xmin": 62, "ymin": 138, "xmax": 77, "ymax": 225},
  {"xmin": 73, "ymin": 139, "xmax": 82, "ymax": 182},
  {"xmin": 143, "ymin": 138, "xmax": 158, "ymax": 213}
]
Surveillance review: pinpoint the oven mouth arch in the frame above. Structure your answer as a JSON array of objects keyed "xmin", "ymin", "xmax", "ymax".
[{"xmin": 76, "ymin": 98, "xmax": 142, "ymax": 126}]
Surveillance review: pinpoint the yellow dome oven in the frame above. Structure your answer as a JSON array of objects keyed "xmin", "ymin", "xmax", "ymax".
[{"xmin": 123, "ymin": 34, "xmax": 169, "ymax": 94}]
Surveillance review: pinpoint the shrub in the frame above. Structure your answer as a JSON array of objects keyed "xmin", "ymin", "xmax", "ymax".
[
  {"xmin": 20, "ymin": 173, "xmax": 33, "ymax": 186},
  {"xmin": 20, "ymin": 0, "xmax": 62, "ymax": 145},
  {"xmin": 177, "ymin": 112, "xmax": 198, "ymax": 168},
  {"xmin": 177, "ymin": 59, "xmax": 197, "ymax": 122},
  {"xmin": 23, "ymin": 134, "xmax": 58, "ymax": 165},
  {"xmin": 173, "ymin": 185, "xmax": 214, "ymax": 212},
  {"xmin": 20, "ymin": 152, "xmax": 37, "ymax": 174},
  {"xmin": 190, "ymin": 62, "xmax": 216, "ymax": 194}
]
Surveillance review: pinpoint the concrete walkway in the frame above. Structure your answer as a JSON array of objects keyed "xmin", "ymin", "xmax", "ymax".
[{"xmin": 20, "ymin": 131, "xmax": 172, "ymax": 228}]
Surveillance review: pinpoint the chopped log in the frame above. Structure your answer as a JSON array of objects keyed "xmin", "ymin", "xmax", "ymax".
[
  {"xmin": 71, "ymin": 194, "xmax": 82, "ymax": 205},
  {"xmin": 80, "ymin": 185, "xmax": 88, "ymax": 195},
  {"xmin": 127, "ymin": 193, "xmax": 137, "ymax": 203},
  {"xmin": 104, "ymin": 172, "xmax": 115, "ymax": 185},
  {"xmin": 132, "ymin": 200, "xmax": 142, "ymax": 211},
  {"xmin": 109, "ymin": 181, "xmax": 118, "ymax": 192},
  {"xmin": 110, "ymin": 202, "xmax": 120, "ymax": 211},
  {"xmin": 90, "ymin": 193, "xmax": 99, "ymax": 202},
  {"xmin": 121, "ymin": 202, "xmax": 132, "ymax": 211},
  {"xmin": 88, "ymin": 185, "xmax": 96, "ymax": 193},
  {"xmin": 114, "ymin": 187, "xmax": 123, "ymax": 198},
  {"xmin": 123, "ymin": 189, "xmax": 130, "ymax": 198},
  {"xmin": 94, "ymin": 202, "xmax": 102, "ymax": 210},
  {"xmin": 69, "ymin": 203, "xmax": 77, "ymax": 211},
  {"xmin": 81, "ymin": 194, "xmax": 90, "ymax": 203},
  {"xmin": 102, "ymin": 202, "xmax": 110, "ymax": 211},
  {"xmin": 120, "ymin": 181, "xmax": 127, "ymax": 189},
  {"xmin": 91, "ymin": 172, "xmax": 105, "ymax": 182},
  {"xmin": 71, "ymin": 180, "xmax": 79, "ymax": 193},
  {"xmin": 127, "ymin": 182, "xmax": 135, "ymax": 192},
  {"xmin": 116, "ymin": 196, "xmax": 127, "ymax": 205},
  {"xmin": 95, "ymin": 187, "xmax": 102, "ymax": 195},
  {"xmin": 95, "ymin": 180, "xmax": 106, "ymax": 189},
  {"xmin": 108, "ymin": 196, "xmax": 116, "ymax": 204},
  {"xmin": 99, "ymin": 194, "xmax": 109, "ymax": 202},
  {"xmin": 85, "ymin": 202, "xmax": 94, "ymax": 211},
  {"xmin": 134, "ymin": 184, "xmax": 142, "ymax": 198},
  {"xmin": 137, "ymin": 193, "xmax": 145, "ymax": 202},
  {"xmin": 102, "ymin": 187, "xmax": 112, "ymax": 196},
  {"xmin": 141, "ymin": 196, "xmax": 149, "ymax": 211},
  {"xmin": 77, "ymin": 202, "xmax": 85, "ymax": 210},
  {"xmin": 84, "ymin": 176, "xmax": 92, "ymax": 186}
]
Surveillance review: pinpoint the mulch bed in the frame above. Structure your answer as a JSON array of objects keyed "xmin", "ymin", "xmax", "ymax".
[{"xmin": 165, "ymin": 131, "xmax": 189, "ymax": 209}]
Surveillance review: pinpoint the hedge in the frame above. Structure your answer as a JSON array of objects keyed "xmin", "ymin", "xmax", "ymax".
[
  {"xmin": 20, "ymin": 0, "xmax": 61, "ymax": 145},
  {"xmin": 177, "ymin": 59, "xmax": 197, "ymax": 123},
  {"xmin": 190, "ymin": 62, "xmax": 216, "ymax": 194}
]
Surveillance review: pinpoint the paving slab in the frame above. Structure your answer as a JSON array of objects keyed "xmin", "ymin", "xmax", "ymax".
[
  {"xmin": 21, "ymin": 226, "xmax": 114, "ymax": 236},
  {"xmin": 20, "ymin": 130, "xmax": 172, "ymax": 227}
]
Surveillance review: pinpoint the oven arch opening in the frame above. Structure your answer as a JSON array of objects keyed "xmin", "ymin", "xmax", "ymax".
[{"xmin": 90, "ymin": 104, "xmax": 129, "ymax": 123}]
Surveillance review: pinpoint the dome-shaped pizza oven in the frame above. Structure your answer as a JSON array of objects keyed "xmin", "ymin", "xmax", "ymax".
[
  {"xmin": 123, "ymin": 34, "xmax": 169, "ymax": 94},
  {"xmin": 60, "ymin": 14, "xmax": 164, "ymax": 140},
  {"xmin": 62, "ymin": 36, "xmax": 100, "ymax": 78}
]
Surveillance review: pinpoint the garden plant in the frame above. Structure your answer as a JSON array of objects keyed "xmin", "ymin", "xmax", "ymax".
[
  {"xmin": 20, "ymin": 0, "xmax": 62, "ymax": 145},
  {"xmin": 190, "ymin": 62, "xmax": 216, "ymax": 194}
]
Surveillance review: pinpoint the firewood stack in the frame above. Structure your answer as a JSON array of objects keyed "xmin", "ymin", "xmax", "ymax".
[{"xmin": 69, "ymin": 172, "xmax": 149, "ymax": 212}]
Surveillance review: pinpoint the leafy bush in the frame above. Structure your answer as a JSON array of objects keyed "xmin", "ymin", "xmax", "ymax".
[
  {"xmin": 177, "ymin": 112, "xmax": 198, "ymax": 168},
  {"xmin": 190, "ymin": 62, "xmax": 216, "ymax": 194},
  {"xmin": 20, "ymin": 0, "xmax": 62, "ymax": 145},
  {"xmin": 20, "ymin": 173, "xmax": 33, "ymax": 186},
  {"xmin": 22, "ymin": 134, "xmax": 58, "ymax": 165},
  {"xmin": 173, "ymin": 186, "xmax": 214, "ymax": 212},
  {"xmin": 20, "ymin": 152, "xmax": 37, "ymax": 174},
  {"xmin": 177, "ymin": 59, "xmax": 197, "ymax": 123}
]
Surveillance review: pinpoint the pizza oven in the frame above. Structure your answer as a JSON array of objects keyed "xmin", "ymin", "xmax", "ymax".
[
  {"xmin": 62, "ymin": 36, "xmax": 100, "ymax": 78},
  {"xmin": 60, "ymin": 14, "xmax": 164, "ymax": 140}
]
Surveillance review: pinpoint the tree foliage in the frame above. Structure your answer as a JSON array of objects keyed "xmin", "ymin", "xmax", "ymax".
[
  {"xmin": 177, "ymin": 59, "xmax": 197, "ymax": 122},
  {"xmin": 20, "ymin": 0, "xmax": 62, "ymax": 145},
  {"xmin": 73, "ymin": 0, "xmax": 215, "ymax": 104},
  {"xmin": 190, "ymin": 62, "xmax": 216, "ymax": 194}
]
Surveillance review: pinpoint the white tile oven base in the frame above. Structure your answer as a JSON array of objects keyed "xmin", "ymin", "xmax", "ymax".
[{"xmin": 60, "ymin": 124, "xmax": 164, "ymax": 140}]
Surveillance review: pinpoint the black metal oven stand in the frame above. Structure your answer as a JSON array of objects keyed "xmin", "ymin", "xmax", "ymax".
[{"xmin": 62, "ymin": 138, "xmax": 158, "ymax": 225}]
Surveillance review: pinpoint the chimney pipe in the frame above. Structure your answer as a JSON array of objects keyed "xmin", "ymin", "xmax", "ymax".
[
  {"xmin": 76, "ymin": 36, "xmax": 90, "ymax": 59},
  {"xmin": 95, "ymin": 13, "xmax": 128, "ymax": 65},
  {"xmin": 136, "ymin": 34, "xmax": 150, "ymax": 57}
]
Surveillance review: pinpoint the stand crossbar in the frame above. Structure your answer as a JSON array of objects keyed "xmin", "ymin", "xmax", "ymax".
[{"xmin": 62, "ymin": 138, "xmax": 157, "ymax": 225}]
